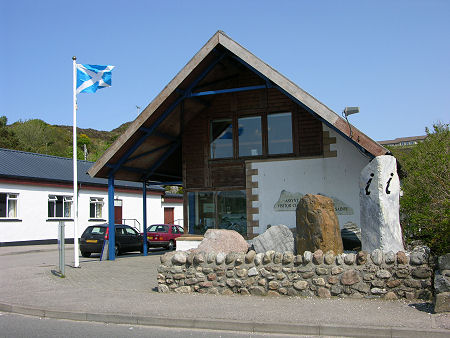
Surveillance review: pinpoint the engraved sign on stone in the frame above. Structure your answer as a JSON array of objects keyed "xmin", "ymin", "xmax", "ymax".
[
  {"xmin": 318, "ymin": 193, "xmax": 354, "ymax": 215},
  {"xmin": 274, "ymin": 190, "xmax": 353, "ymax": 215},
  {"xmin": 274, "ymin": 190, "xmax": 304, "ymax": 211}
]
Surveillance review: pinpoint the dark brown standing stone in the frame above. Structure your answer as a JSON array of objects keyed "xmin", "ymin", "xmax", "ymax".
[
  {"xmin": 341, "ymin": 269, "xmax": 360, "ymax": 285},
  {"xmin": 296, "ymin": 194, "xmax": 344, "ymax": 255}
]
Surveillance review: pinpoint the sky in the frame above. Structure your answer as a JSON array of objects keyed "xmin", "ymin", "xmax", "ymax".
[{"xmin": 1, "ymin": 0, "xmax": 449, "ymax": 141}]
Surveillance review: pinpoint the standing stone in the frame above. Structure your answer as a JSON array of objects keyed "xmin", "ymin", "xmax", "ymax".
[
  {"xmin": 360, "ymin": 155, "xmax": 404, "ymax": 252},
  {"xmin": 252, "ymin": 225, "xmax": 294, "ymax": 254},
  {"xmin": 296, "ymin": 194, "xmax": 343, "ymax": 255},
  {"xmin": 194, "ymin": 229, "xmax": 248, "ymax": 254}
]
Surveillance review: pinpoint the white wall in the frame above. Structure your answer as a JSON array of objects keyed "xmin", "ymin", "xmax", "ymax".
[
  {"xmin": 250, "ymin": 125, "xmax": 371, "ymax": 234},
  {"xmin": 0, "ymin": 183, "xmax": 183, "ymax": 243}
]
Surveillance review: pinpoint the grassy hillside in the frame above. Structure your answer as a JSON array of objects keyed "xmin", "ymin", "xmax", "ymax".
[{"xmin": 0, "ymin": 115, "xmax": 130, "ymax": 162}]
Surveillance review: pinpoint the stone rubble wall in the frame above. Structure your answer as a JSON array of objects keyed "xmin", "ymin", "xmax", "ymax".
[
  {"xmin": 157, "ymin": 248, "xmax": 433, "ymax": 300},
  {"xmin": 434, "ymin": 253, "xmax": 450, "ymax": 313}
]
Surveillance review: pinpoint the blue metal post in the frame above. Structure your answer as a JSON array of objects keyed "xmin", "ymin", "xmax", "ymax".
[
  {"xmin": 142, "ymin": 181, "xmax": 148, "ymax": 256},
  {"xmin": 188, "ymin": 193, "xmax": 195, "ymax": 234},
  {"xmin": 108, "ymin": 174, "xmax": 115, "ymax": 260}
]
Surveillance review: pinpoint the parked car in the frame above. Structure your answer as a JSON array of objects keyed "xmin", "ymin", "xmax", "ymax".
[
  {"xmin": 80, "ymin": 224, "xmax": 143, "ymax": 257},
  {"xmin": 144, "ymin": 224, "xmax": 184, "ymax": 250}
]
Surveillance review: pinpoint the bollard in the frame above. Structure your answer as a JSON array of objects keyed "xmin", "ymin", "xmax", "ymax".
[{"xmin": 58, "ymin": 221, "xmax": 65, "ymax": 276}]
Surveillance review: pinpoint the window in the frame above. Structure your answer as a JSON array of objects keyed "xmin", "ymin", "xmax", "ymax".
[
  {"xmin": 48, "ymin": 195, "xmax": 72, "ymax": 218},
  {"xmin": 210, "ymin": 119, "xmax": 233, "ymax": 159},
  {"xmin": 90, "ymin": 197, "xmax": 104, "ymax": 219},
  {"xmin": 0, "ymin": 193, "xmax": 18, "ymax": 218},
  {"xmin": 210, "ymin": 112, "xmax": 294, "ymax": 159},
  {"xmin": 268, "ymin": 112, "xmax": 293, "ymax": 154},
  {"xmin": 124, "ymin": 227, "xmax": 137, "ymax": 235},
  {"xmin": 188, "ymin": 190, "xmax": 247, "ymax": 236},
  {"xmin": 238, "ymin": 116, "xmax": 262, "ymax": 156}
]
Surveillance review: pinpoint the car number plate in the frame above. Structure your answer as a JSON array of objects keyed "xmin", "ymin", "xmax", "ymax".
[
  {"xmin": 86, "ymin": 239, "xmax": 98, "ymax": 243},
  {"xmin": 148, "ymin": 236, "xmax": 153, "ymax": 240}
]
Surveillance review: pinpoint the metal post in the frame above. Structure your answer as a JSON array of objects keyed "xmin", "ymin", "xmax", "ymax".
[
  {"xmin": 58, "ymin": 221, "xmax": 65, "ymax": 276},
  {"xmin": 72, "ymin": 56, "xmax": 80, "ymax": 268},
  {"xmin": 108, "ymin": 174, "xmax": 115, "ymax": 260},
  {"xmin": 143, "ymin": 181, "xmax": 148, "ymax": 256}
]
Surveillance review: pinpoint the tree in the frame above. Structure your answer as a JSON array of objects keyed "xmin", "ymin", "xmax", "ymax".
[
  {"xmin": 0, "ymin": 115, "xmax": 19, "ymax": 149},
  {"xmin": 391, "ymin": 123, "xmax": 449, "ymax": 254}
]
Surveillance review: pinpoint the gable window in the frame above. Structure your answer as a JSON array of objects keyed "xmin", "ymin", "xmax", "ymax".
[
  {"xmin": 0, "ymin": 193, "xmax": 18, "ymax": 218},
  {"xmin": 48, "ymin": 195, "xmax": 72, "ymax": 218},
  {"xmin": 268, "ymin": 112, "xmax": 293, "ymax": 155},
  {"xmin": 90, "ymin": 197, "xmax": 104, "ymax": 219},
  {"xmin": 238, "ymin": 116, "xmax": 262, "ymax": 157},
  {"xmin": 210, "ymin": 119, "xmax": 233, "ymax": 159}
]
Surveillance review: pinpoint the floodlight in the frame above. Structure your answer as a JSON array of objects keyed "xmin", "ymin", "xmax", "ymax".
[{"xmin": 343, "ymin": 107, "xmax": 360, "ymax": 117}]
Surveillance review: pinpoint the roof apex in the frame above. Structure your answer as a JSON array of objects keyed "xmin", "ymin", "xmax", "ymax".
[{"xmin": 89, "ymin": 31, "xmax": 387, "ymax": 180}]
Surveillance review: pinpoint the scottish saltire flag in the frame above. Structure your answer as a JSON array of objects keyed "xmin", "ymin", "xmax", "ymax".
[{"xmin": 76, "ymin": 64, "xmax": 115, "ymax": 94}]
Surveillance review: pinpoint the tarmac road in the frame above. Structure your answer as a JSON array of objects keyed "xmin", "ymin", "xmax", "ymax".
[{"xmin": 0, "ymin": 244, "xmax": 449, "ymax": 337}]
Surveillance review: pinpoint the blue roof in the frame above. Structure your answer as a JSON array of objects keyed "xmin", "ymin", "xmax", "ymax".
[{"xmin": 0, "ymin": 148, "xmax": 164, "ymax": 191}]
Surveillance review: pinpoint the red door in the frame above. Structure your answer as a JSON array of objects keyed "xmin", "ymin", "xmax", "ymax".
[
  {"xmin": 164, "ymin": 207, "xmax": 174, "ymax": 224},
  {"xmin": 114, "ymin": 200, "xmax": 123, "ymax": 224}
]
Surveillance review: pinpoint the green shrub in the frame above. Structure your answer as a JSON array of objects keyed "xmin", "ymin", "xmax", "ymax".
[{"xmin": 391, "ymin": 123, "xmax": 449, "ymax": 254}]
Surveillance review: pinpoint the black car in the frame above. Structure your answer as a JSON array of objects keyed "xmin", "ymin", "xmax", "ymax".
[{"xmin": 80, "ymin": 224, "xmax": 143, "ymax": 257}]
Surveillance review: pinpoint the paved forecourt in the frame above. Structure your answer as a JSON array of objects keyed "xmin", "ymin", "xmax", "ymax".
[{"xmin": 0, "ymin": 244, "xmax": 448, "ymax": 337}]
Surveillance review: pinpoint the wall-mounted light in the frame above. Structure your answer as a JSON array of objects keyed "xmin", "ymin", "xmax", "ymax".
[
  {"xmin": 342, "ymin": 106, "xmax": 360, "ymax": 139},
  {"xmin": 343, "ymin": 106, "xmax": 360, "ymax": 117}
]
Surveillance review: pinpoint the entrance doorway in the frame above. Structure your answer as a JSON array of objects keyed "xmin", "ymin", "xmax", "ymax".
[
  {"xmin": 164, "ymin": 207, "xmax": 174, "ymax": 224},
  {"xmin": 114, "ymin": 199, "xmax": 123, "ymax": 224},
  {"xmin": 187, "ymin": 190, "xmax": 247, "ymax": 236}
]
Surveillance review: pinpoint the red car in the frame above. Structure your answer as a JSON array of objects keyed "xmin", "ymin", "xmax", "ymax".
[{"xmin": 145, "ymin": 224, "xmax": 184, "ymax": 250}]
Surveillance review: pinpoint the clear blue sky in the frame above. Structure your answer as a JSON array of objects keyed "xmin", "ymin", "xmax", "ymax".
[{"xmin": 1, "ymin": 0, "xmax": 449, "ymax": 140}]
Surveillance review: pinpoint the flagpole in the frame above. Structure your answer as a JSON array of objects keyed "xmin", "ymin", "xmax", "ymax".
[{"xmin": 72, "ymin": 56, "xmax": 79, "ymax": 268}]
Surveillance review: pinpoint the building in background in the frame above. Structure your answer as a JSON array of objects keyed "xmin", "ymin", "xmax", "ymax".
[
  {"xmin": 378, "ymin": 135, "xmax": 427, "ymax": 147},
  {"xmin": 0, "ymin": 148, "xmax": 182, "ymax": 245}
]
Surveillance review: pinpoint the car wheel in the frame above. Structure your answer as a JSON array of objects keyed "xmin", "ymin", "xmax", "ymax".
[
  {"xmin": 167, "ymin": 240, "xmax": 175, "ymax": 251},
  {"xmin": 115, "ymin": 244, "xmax": 120, "ymax": 256},
  {"xmin": 81, "ymin": 251, "xmax": 91, "ymax": 258}
]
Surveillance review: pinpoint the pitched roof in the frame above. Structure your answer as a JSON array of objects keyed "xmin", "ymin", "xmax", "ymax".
[
  {"xmin": 88, "ymin": 31, "xmax": 387, "ymax": 182},
  {"xmin": 378, "ymin": 135, "xmax": 427, "ymax": 145},
  {"xmin": 0, "ymin": 148, "xmax": 164, "ymax": 191}
]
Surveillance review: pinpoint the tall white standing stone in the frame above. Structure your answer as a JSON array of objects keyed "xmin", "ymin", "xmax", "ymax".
[{"xmin": 360, "ymin": 155, "xmax": 404, "ymax": 252}]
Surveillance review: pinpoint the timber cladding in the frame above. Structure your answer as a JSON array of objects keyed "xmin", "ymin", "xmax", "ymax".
[{"xmin": 182, "ymin": 88, "xmax": 324, "ymax": 191}]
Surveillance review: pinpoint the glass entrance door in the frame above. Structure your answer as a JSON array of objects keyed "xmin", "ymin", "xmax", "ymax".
[{"xmin": 188, "ymin": 190, "xmax": 247, "ymax": 237}]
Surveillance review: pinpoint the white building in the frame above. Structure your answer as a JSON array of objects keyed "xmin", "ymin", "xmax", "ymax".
[{"xmin": 0, "ymin": 148, "xmax": 183, "ymax": 245}]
